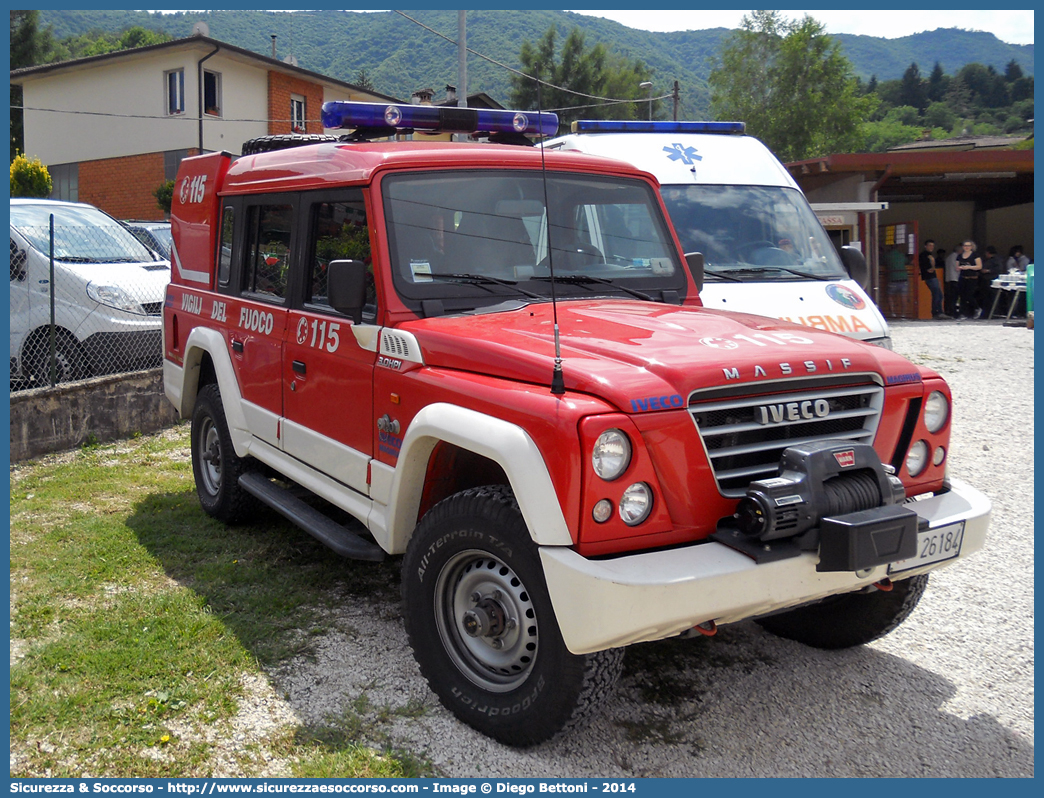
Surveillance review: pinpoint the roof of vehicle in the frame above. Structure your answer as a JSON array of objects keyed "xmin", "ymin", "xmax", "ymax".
[
  {"xmin": 122, "ymin": 220, "xmax": 171, "ymax": 228},
  {"xmin": 545, "ymin": 132, "xmax": 800, "ymax": 190},
  {"xmin": 222, "ymin": 140, "xmax": 659, "ymax": 194}
]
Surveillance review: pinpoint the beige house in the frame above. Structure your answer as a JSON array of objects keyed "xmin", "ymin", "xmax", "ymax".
[{"xmin": 11, "ymin": 32, "xmax": 399, "ymax": 220}]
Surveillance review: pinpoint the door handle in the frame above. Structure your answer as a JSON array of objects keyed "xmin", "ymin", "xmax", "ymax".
[
  {"xmin": 231, "ymin": 339, "xmax": 244, "ymax": 353},
  {"xmin": 292, "ymin": 360, "xmax": 307, "ymax": 375}
]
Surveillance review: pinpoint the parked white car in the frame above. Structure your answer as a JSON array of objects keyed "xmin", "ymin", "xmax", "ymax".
[{"xmin": 10, "ymin": 198, "xmax": 170, "ymax": 384}]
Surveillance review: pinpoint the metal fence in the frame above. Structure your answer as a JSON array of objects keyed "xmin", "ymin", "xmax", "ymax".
[{"xmin": 10, "ymin": 213, "xmax": 169, "ymax": 393}]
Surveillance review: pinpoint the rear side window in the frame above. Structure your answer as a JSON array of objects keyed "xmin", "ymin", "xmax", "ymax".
[
  {"xmin": 243, "ymin": 204, "xmax": 293, "ymax": 301},
  {"xmin": 218, "ymin": 205, "xmax": 234, "ymax": 286}
]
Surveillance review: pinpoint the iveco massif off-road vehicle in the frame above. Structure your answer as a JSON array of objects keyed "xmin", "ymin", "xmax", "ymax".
[{"xmin": 163, "ymin": 101, "xmax": 990, "ymax": 747}]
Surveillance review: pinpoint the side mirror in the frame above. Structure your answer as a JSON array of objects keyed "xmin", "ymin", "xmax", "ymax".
[
  {"xmin": 840, "ymin": 246, "xmax": 869, "ymax": 289},
  {"xmin": 684, "ymin": 251, "xmax": 705, "ymax": 292},
  {"xmin": 327, "ymin": 259, "xmax": 368, "ymax": 323}
]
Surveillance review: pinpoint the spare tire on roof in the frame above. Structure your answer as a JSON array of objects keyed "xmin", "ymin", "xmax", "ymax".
[{"xmin": 240, "ymin": 134, "xmax": 340, "ymax": 155}]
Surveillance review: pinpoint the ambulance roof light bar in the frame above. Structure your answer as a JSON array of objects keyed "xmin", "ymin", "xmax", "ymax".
[
  {"xmin": 321, "ymin": 101, "xmax": 559, "ymax": 138},
  {"xmin": 570, "ymin": 120, "xmax": 746, "ymax": 135}
]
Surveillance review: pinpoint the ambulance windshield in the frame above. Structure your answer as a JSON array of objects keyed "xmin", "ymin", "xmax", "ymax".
[{"xmin": 659, "ymin": 185, "xmax": 848, "ymax": 281}]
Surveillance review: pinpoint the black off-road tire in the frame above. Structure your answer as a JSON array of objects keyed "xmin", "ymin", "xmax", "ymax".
[
  {"xmin": 190, "ymin": 383, "xmax": 255, "ymax": 524},
  {"xmin": 755, "ymin": 573, "xmax": 930, "ymax": 650},
  {"xmin": 401, "ymin": 485, "xmax": 623, "ymax": 747},
  {"xmin": 241, "ymin": 134, "xmax": 339, "ymax": 155}
]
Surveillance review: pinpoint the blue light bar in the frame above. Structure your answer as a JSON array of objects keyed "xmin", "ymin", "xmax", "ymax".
[
  {"xmin": 570, "ymin": 120, "xmax": 746, "ymax": 135},
  {"xmin": 321, "ymin": 101, "xmax": 559, "ymax": 137}
]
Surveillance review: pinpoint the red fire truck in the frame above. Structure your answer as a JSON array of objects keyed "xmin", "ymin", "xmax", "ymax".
[{"xmin": 163, "ymin": 101, "xmax": 990, "ymax": 746}]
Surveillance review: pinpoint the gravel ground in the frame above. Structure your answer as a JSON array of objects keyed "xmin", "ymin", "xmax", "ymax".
[{"xmin": 261, "ymin": 317, "xmax": 1034, "ymax": 778}]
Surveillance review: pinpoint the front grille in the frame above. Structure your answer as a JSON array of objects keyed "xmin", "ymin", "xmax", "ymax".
[
  {"xmin": 689, "ymin": 378, "xmax": 884, "ymax": 496},
  {"xmin": 142, "ymin": 302, "xmax": 164, "ymax": 316}
]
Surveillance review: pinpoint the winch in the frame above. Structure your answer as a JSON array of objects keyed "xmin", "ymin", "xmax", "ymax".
[{"xmin": 713, "ymin": 441, "xmax": 920, "ymax": 571}]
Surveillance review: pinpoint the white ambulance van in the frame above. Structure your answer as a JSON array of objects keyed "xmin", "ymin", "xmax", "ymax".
[{"xmin": 546, "ymin": 120, "xmax": 890, "ymax": 348}]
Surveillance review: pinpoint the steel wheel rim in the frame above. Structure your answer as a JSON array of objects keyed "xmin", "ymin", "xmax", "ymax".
[
  {"xmin": 198, "ymin": 417, "xmax": 222, "ymax": 496},
  {"xmin": 434, "ymin": 548, "xmax": 538, "ymax": 692}
]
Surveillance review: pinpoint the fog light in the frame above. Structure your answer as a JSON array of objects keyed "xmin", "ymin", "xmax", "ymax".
[
  {"xmin": 619, "ymin": 483, "xmax": 652, "ymax": 526},
  {"xmin": 933, "ymin": 445, "xmax": 946, "ymax": 466},
  {"xmin": 592, "ymin": 499, "xmax": 613, "ymax": 523},
  {"xmin": 906, "ymin": 440, "xmax": 929, "ymax": 477}
]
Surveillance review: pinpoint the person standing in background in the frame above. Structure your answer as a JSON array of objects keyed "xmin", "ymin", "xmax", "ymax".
[
  {"xmin": 918, "ymin": 238, "xmax": 945, "ymax": 318},
  {"xmin": 943, "ymin": 245, "xmax": 959, "ymax": 317},
  {"xmin": 956, "ymin": 240, "xmax": 983, "ymax": 318},
  {"xmin": 885, "ymin": 244, "xmax": 909, "ymax": 317},
  {"xmin": 979, "ymin": 245, "xmax": 1004, "ymax": 314}
]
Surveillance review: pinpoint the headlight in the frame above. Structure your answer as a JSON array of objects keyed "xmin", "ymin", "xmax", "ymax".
[
  {"xmin": 619, "ymin": 482, "xmax": 652, "ymax": 525},
  {"xmin": 592, "ymin": 429, "xmax": 631, "ymax": 481},
  {"xmin": 87, "ymin": 283, "xmax": 146, "ymax": 315},
  {"xmin": 906, "ymin": 440, "xmax": 929, "ymax": 477},
  {"xmin": 924, "ymin": 390, "xmax": 949, "ymax": 433}
]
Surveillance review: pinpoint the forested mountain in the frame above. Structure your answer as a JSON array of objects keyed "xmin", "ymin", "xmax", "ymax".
[{"xmin": 34, "ymin": 9, "xmax": 1034, "ymax": 118}]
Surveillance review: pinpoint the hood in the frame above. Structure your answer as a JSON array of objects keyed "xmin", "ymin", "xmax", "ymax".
[{"xmin": 402, "ymin": 300, "xmax": 919, "ymax": 412}]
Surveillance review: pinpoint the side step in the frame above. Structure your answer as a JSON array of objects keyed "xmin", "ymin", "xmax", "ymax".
[{"xmin": 238, "ymin": 472, "xmax": 385, "ymax": 561}]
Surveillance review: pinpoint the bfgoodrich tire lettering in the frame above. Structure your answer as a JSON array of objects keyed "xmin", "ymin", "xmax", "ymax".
[
  {"xmin": 190, "ymin": 383, "xmax": 255, "ymax": 524},
  {"xmin": 401, "ymin": 485, "xmax": 623, "ymax": 747},
  {"xmin": 755, "ymin": 573, "xmax": 929, "ymax": 649}
]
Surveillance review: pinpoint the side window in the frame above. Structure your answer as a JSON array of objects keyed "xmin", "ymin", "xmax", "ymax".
[
  {"xmin": 308, "ymin": 197, "xmax": 375, "ymax": 320},
  {"xmin": 291, "ymin": 94, "xmax": 306, "ymax": 133},
  {"xmin": 243, "ymin": 204, "xmax": 293, "ymax": 301},
  {"xmin": 217, "ymin": 205, "xmax": 234, "ymax": 286},
  {"xmin": 203, "ymin": 70, "xmax": 221, "ymax": 117},
  {"xmin": 165, "ymin": 69, "xmax": 185, "ymax": 116}
]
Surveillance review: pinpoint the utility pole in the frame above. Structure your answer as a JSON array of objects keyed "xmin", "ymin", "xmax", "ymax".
[
  {"xmin": 458, "ymin": 11, "xmax": 467, "ymax": 108},
  {"xmin": 673, "ymin": 81, "xmax": 680, "ymax": 121}
]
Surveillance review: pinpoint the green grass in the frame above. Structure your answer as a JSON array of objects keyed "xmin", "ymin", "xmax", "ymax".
[{"xmin": 9, "ymin": 425, "xmax": 432, "ymax": 778}]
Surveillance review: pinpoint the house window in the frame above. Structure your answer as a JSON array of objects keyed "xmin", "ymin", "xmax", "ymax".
[
  {"xmin": 203, "ymin": 70, "xmax": 222, "ymax": 117},
  {"xmin": 291, "ymin": 94, "xmax": 306, "ymax": 133},
  {"xmin": 48, "ymin": 163, "xmax": 79, "ymax": 203},
  {"xmin": 165, "ymin": 69, "xmax": 185, "ymax": 115},
  {"xmin": 164, "ymin": 149, "xmax": 192, "ymax": 182}
]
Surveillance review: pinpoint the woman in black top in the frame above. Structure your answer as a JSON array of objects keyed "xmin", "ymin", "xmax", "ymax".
[{"xmin": 956, "ymin": 240, "xmax": 983, "ymax": 318}]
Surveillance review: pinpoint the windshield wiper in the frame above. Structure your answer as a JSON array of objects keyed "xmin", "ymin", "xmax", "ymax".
[
  {"xmin": 434, "ymin": 273, "xmax": 544, "ymax": 300},
  {"xmin": 731, "ymin": 266, "xmax": 832, "ymax": 281},
  {"xmin": 535, "ymin": 274, "xmax": 653, "ymax": 302},
  {"xmin": 703, "ymin": 268, "xmax": 743, "ymax": 282}
]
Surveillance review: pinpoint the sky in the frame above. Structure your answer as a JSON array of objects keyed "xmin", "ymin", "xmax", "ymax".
[{"xmin": 567, "ymin": 9, "xmax": 1035, "ymax": 46}]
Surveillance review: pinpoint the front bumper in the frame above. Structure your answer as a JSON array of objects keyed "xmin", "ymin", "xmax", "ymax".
[{"xmin": 540, "ymin": 477, "xmax": 990, "ymax": 654}]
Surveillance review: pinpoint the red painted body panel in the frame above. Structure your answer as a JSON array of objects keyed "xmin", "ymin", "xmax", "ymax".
[{"xmin": 165, "ymin": 137, "xmax": 954, "ymax": 558}]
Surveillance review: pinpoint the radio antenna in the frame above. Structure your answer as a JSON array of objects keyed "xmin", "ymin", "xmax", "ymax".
[{"xmin": 537, "ymin": 75, "xmax": 565, "ymax": 396}]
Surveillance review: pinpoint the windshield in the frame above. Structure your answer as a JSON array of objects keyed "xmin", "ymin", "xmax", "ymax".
[
  {"xmin": 10, "ymin": 203, "xmax": 156, "ymax": 264},
  {"xmin": 383, "ymin": 170, "xmax": 687, "ymax": 313},
  {"xmin": 660, "ymin": 185, "xmax": 847, "ymax": 281}
]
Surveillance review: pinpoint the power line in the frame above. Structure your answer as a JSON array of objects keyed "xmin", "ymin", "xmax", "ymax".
[{"xmin": 392, "ymin": 9, "xmax": 672, "ymax": 108}]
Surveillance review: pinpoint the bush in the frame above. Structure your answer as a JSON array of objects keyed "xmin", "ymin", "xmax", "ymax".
[
  {"xmin": 153, "ymin": 179, "xmax": 174, "ymax": 214},
  {"xmin": 10, "ymin": 153, "xmax": 52, "ymax": 198},
  {"xmin": 924, "ymin": 101, "xmax": 956, "ymax": 131}
]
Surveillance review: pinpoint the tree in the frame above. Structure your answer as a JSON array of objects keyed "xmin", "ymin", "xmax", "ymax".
[
  {"xmin": 509, "ymin": 26, "xmax": 656, "ymax": 132},
  {"xmin": 353, "ymin": 69, "xmax": 375, "ymax": 92},
  {"xmin": 708, "ymin": 11, "xmax": 876, "ymax": 162},
  {"xmin": 11, "ymin": 153, "xmax": 52, "ymax": 197},
  {"xmin": 1004, "ymin": 59, "xmax": 1023, "ymax": 83},
  {"xmin": 927, "ymin": 62, "xmax": 948, "ymax": 103},
  {"xmin": 153, "ymin": 180, "xmax": 175, "ymax": 214},
  {"xmin": 899, "ymin": 62, "xmax": 928, "ymax": 113}
]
